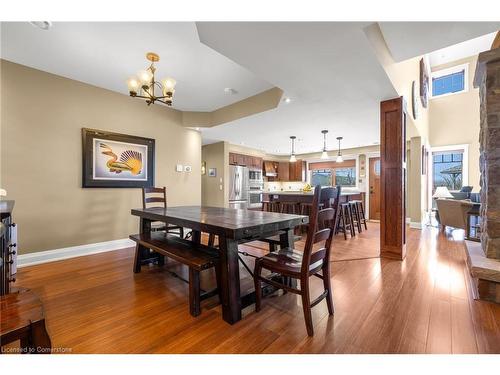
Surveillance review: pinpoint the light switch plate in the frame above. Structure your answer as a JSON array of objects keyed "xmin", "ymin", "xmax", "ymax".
[
  {"xmin": 176, "ymin": 164, "xmax": 183, "ymax": 172},
  {"xmin": 184, "ymin": 165, "xmax": 192, "ymax": 172}
]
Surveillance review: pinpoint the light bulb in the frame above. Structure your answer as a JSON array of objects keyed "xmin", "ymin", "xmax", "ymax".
[
  {"xmin": 138, "ymin": 69, "xmax": 153, "ymax": 85},
  {"xmin": 321, "ymin": 150, "xmax": 328, "ymax": 159},
  {"xmin": 290, "ymin": 154, "xmax": 297, "ymax": 162},
  {"xmin": 163, "ymin": 77, "xmax": 176, "ymax": 92},
  {"xmin": 127, "ymin": 77, "xmax": 140, "ymax": 93},
  {"xmin": 336, "ymin": 154, "xmax": 343, "ymax": 163}
]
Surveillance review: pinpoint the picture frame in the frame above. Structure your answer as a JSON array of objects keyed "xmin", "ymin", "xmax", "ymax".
[
  {"xmin": 82, "ymin": 128, "xmax": 155, "ymax": 188},
  {"xmin": 419, "ymin": 58, "xmax": 429, "ymax": 108},
  {"xmin": 208, "ymin": 168, "xmax": 217, "ymax": 177}
]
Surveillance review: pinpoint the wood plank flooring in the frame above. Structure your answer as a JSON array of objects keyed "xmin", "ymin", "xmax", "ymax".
[{"xmin": 10, "ymin": 223, "xmax": 500, "ymax": 353}]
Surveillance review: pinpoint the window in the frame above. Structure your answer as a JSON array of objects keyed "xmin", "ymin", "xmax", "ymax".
[
  {"xmin": 431, "ymin": 64, "xmax": 468, "ymax": 98},
  {"xmin": 334, "ymin": 167, "xmax": 356, "ymax": 186},
  {"xmin": 432, "ymin": 151, "xmax": 463, "ymax": 192},
  {"xmin": 310, "ymin": 166, "xmax": 356, "ymax": 187},
  {"xmin": 311, "ymin": 169, "xmax": 332, "ymax": 187}
]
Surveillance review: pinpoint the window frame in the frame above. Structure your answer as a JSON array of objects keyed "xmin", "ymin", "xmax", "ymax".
[{"xmin": 430, "ymin": 63, "xmax": 469, "ymax": 99}]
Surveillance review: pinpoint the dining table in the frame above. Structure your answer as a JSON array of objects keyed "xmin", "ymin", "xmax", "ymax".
[{"xmin": 131, "ymin": 205, "xmax": 308, "ymax": 324}]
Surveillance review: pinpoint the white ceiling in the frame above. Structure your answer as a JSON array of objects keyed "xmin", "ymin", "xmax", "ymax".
[
  {"xmin": 429, "ymin": 31, "xmax": 497, "ymax": 67},
  {"xmin": 379, "ymin": 22, "xmax": 500, "ymax": 63},
  {"xmin": 0, "ymin": 22, "xmax": 273, "ymax": 111},
  {"xmin": 197, "ymin": 22, "xmax": 398, "ymax": 154}
]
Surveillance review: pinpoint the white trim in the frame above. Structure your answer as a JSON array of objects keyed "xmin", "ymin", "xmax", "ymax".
[
  {"xmin": 410, "ymin": 221, "xmax": 423, "ymax": 229},
  {"xmin": 17, "ymin": 238, "xmax": 135, "ymax": 268},
  {"xmin": 366, "ymin": 155, "xmax": 381, "ymax": 220},
  {"xmin": 430, "ymin": 63, "xmax": 469, "ymax": 99}
]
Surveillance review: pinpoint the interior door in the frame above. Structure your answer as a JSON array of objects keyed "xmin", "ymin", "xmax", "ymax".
[{"xmin": 369, "ymin": 157, "xmax": 381, "ymax": 220}]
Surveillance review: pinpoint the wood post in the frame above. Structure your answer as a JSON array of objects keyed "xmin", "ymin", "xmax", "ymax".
[{"xmin": 380, "ymin": 97, "xmax": 407, "ymax": 260}]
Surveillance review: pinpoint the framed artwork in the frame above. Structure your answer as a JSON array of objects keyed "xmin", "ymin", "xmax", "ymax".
[
  {"xmin": 82, "ymin": 128, "xmax": 155, "ymax": 188},
  {"xmin": 419, "ymin": 58, "xmax": 429, "ymax": 108},
  {"xmin": 411, "ymin": 80, "xmax": 419, "ymax": 120},
  {"xmin": 208, "ymin": 168, "xmax": 217, "ymax": 177}
]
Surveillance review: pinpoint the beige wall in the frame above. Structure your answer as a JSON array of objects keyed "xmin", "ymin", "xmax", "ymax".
[
  {"xmin": 201, "ymin": 141, "xmax": 228, "ymax": 207},
  {"xmin": 429, "ymin": 55, "xmax": 480, "ymax": 192},
  {"xmin": 0, "ymin": 60, "xmax": 201, "ymax": 254}
]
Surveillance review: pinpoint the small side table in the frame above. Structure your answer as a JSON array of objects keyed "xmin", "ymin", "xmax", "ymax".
[{"xmin": 466, "ymin": 203, "xmax": 481, "ymax": 242}]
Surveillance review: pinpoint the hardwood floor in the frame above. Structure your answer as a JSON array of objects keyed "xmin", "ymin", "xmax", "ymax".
[{"xmin": 11, "ymin": 224, "xmax": 500, "ymax": 353}]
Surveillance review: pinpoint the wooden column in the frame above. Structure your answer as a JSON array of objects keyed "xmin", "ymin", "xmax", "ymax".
[{"xmin": 380, "ymin": 97, "xmax": 407, "ymax": 260}]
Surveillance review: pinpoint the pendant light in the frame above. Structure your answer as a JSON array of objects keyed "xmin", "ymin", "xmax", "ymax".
[
  {"xmin": 320, "ymin": 130, "xmax": 329, "ymax": 159},
  {"xmin": 336, "ymin": 136, "xmax": 344, "ymax": 163},
  {"xmin": 289, "ymin": 136, "xmax": 297, "ymax": 162}
]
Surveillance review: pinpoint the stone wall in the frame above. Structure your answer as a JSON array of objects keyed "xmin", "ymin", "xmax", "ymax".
[{"xmin": 476, "ymin": 48, "xmax": 500, "ymax": 260}]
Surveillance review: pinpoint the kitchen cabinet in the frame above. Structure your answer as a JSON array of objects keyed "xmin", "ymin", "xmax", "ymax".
[
  {"xmin": 278, "ymin": 162, "xmax": 290, "ymax": 181},
  {"xmin": 229, "ymin": 152, "xmax": 262, "ymax": 169},
  {"xmin": 289, "ymin": 160, "xmax": 306, "ymax": 182}
]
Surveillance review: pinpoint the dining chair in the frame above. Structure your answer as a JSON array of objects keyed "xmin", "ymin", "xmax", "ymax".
[
  {"xmin": 142, "ymin": 187, "xmax": 184, "ymax": 238},
  {"xmin": 253, "ymin": 185, "xmax": 335, "ymax": 336}
]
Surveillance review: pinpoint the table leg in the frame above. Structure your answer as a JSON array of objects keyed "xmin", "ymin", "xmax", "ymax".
[{"xmin": 218, "ymin": 237, "xmax": 242, "ymax": 324}]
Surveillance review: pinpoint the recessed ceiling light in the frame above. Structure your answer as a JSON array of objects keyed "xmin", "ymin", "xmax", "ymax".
[
  {"xmin": 195, "ymin": 127, "xmax": 200, "ymax": 131},
  {"xmin": 283, "ymin": 97, "xmax": 291, "ymax": 104},
  {"xmin": 29, "ymin": 21, "xmax": 52, "ymax": 30},
  {"xmin": 224, "ymin": 88, "xmax": 238, "ymax": 95}
]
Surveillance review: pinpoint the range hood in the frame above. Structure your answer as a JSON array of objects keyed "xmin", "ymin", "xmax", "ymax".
[{"xmin": 263, "ymin": 161, "xmax": 277, "ymax": 177}]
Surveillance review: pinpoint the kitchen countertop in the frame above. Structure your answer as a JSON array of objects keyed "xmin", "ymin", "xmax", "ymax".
[{"xmin": 265, "ymin": 190, "xmax": 362, "ymax": 196}]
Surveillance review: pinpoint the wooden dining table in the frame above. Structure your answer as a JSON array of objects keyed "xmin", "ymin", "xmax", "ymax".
[{"xmin": 131, "ymin": 206, "xmax": 308, "ymax": 324}]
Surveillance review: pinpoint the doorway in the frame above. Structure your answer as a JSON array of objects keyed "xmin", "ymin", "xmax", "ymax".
[{"xmin": 369, "ymin": 157, "xmax": 381, "ymax": 220}]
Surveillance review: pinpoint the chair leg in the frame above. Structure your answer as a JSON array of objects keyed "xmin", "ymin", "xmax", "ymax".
[
  {"xmin": 133, "ymin": 244, "xmax": 142, "ymax": 273},
  {"xmin": 179, "ymin": 227, "xmax": 184, "ymax": 238},
  {"xmin": 208, "ymin": 234, "xmax": 215, "ymax": 247},
  {"xmin": 354, "ymin": 204, "xmax": 363, "ymax": 233},
  {"xmin": 359, "ymin": 202, "xmax": 368, "ymax": 230},
  {"xmin": 348, "ymin": 206, "xmax": 356, "ymax": 237},
  {"xmin": 269, "ymin": 242, "xmax": 278, "ymax": 252},
  {"xmin": 189, "ymin": 268, "xmax": 201, "ymax": 317},
  {"xmin": 300, "ymin": 277, "xmax": 314, "ymax": 336},
  {"xmin": 322, "ymin": 264, "xmax": 334, "ymax": 316},
  {"xmin": 254, "ymin": 261, "xmax": 263, "ymax": 312},
  {"xmin": 340, "ymin": 208, "xmax": 347, "ymax": 240}
]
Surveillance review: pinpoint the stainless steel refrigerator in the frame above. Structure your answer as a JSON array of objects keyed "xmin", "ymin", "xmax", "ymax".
[{"xmin": 229, "ymin": 165, "xmax": 249, "ymax": 209}]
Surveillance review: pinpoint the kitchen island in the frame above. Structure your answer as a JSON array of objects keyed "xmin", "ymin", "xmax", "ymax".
[{"xmin": 262, "ymin": 189, "xmax": 365, "ymax": 205}]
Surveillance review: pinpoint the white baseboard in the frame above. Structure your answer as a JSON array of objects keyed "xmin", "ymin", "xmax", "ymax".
[
  {"xmin": 17, "ymin": 238, "xmax": 135, "ymax": 268},
  {"xmin": 409, "ymin": 221, "xmax": 423, "ymax": 229}
]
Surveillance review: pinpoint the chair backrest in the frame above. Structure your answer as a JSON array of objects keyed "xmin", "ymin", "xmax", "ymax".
[
  {"xmin": 302, "ymin": 185, "xmax": 336, "ymax": 275},
  {"xmin": 142, "ymin": 187, "xmax": 167, "ymax": 209}
]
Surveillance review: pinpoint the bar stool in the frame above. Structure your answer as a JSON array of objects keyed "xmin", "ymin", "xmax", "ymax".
[
  {"xmin": 337, "ymin": 203, "xmax": 355, "ymax": 239},
  {"xmin": 349, "ymin": 201, "xmax": 363, "ymax": 233},
  {"xmin": 280, "ymin": 201, "xmax": 299, "ymax": 214},
  {"xmin": 351, "ymin": 200, "xmax": 367, "ymax": 231}
]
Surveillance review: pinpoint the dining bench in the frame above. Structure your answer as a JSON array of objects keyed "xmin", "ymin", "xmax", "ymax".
[{"xmin": 129, "ymin": 232, "xmax": 220, "ymax": 317}]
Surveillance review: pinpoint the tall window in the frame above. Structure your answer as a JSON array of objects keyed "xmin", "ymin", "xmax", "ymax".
[{"xmin": 432, "ymin": 151, "xmax": 463, "ymax": 191}]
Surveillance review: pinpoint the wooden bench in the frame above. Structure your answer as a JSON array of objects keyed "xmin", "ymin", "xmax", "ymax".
[
  {"xmin": 129, "ymin": 232, "xmax": 220, "ymax": 317},
  {"xmin": 1, "ymin": 288, "xmax": 52, "ymax": 354}
]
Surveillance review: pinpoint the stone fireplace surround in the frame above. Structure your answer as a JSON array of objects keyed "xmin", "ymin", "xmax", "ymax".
[{"xmin": 466, "ymin": 47, "xmax": 500, "ymax": 303}]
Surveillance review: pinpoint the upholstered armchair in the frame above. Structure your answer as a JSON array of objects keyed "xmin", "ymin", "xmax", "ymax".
[{"xmin": 435, "ymin": 198, "xmax": 474, "ymax": 230}]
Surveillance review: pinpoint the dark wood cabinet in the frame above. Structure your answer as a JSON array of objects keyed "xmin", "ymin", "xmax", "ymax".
[
  {"xmin": 278, "ymin": 162, "xmax": 290, "ymax": 181},
  {"xmin": 229, "ymin": 152, "xmax": 262, "ymax": 169},
  {"xmin": 1, "ymin": 200, "xmax": 16, "ymax": 296},
  {"xmin": 289, "ymin": 160, "xmax": 306, "ymax": 182},
  {"xmin": 229, "ymin": 153, "xmax": 238, "ymax": 165}
]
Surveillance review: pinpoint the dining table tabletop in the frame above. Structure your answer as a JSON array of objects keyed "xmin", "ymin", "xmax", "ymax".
[{"xmin": 131, "ymin": 205, "xmax": 309, "ymax": 324}]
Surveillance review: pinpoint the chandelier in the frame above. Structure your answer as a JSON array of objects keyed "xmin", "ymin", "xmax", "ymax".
[{"xmin": 126, "ymin": 52, "xmax": 176, "ymax": 106}]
